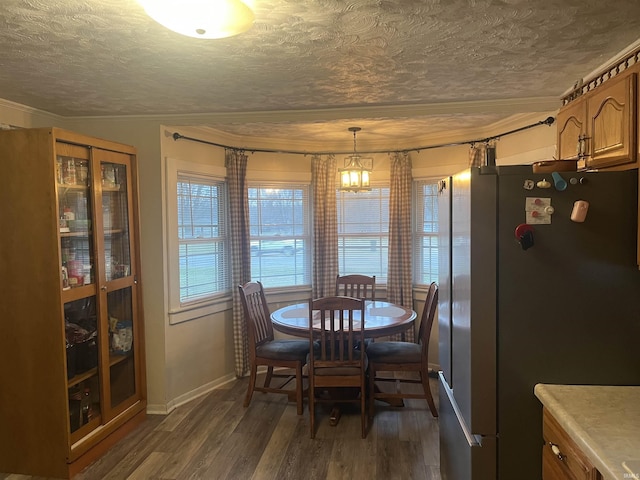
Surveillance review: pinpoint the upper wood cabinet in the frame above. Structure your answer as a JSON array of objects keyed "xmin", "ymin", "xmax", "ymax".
[
  {"xmin": 556, "ymin": 96, "xmax": 588, "ymax": 167},
  {"xmin": 587, "ymin": 72, "xmax": 636, "ymax": 169},
  {"xmin": 557, "ymin": 71, "xmax": 637, "ymax": 170}
]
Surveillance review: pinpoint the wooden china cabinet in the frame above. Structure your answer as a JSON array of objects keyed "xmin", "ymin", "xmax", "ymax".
[{"xmin": 0, "ymin": 127, "xmax": 146, "ymax": 478}]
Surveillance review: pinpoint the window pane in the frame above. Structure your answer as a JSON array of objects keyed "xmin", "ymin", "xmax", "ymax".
[
  {"xmin": 337, "ymin": 187, "xmax": 389, "ymax": 282},
  {"xmin": 249, "ymin": 185, "xmax": 311, "ymax": 288},
  {"xmin": 177, "ymin": 175, "xmax": 229, "ymax": 302},
  {"xmin": 413, "ymin": 181, "xmax": 439, "ymax": 285}
]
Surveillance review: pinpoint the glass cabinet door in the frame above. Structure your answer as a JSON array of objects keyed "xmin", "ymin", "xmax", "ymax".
[
  {"xmin": 57, "ymin": 151, "xmax": 95, "ymax": 290},
  {"xmin": 96, "ymin": 151, "xmax": 141, "ymax": 416},
  {"xmin": 101, "ymin": 160, "xmax": 132, "ymax": 282},
  {"xmin": 65, "ymin": 296, "xmax": 101, "ymax": 440},
  {"xmin": 107, "ymin": 287, "xmax": 137, "ymax": 410},
  {"xmin": 58, "ymin": 146, "xmax": 101, "ymax": 441}
]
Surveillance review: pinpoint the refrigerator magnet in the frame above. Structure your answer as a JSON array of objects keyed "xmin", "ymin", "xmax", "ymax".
[
  {"xmin": 571, "ymin": 200, "xmax": 589, "ymax": 222},
  {"xmin": 515, "ymin": 224, "xmax": 535, "ymax": 250},
  {"xmin": 551, "ymin": 172, "xmax": 567, "ymax": 191}
]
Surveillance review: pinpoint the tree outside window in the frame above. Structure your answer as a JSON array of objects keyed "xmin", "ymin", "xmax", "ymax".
[{"xmin": 248, "ymin": 185, "xmax": 311, "ymax": 288}]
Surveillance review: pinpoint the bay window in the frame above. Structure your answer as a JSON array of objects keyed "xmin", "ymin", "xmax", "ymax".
[
  {"xmin": 336, "ymin": 186, "xmax": 390, "ymax": 282},
  {"xmin": 249, "ymin": 184, "xmax": 311, "ymax": 288}
]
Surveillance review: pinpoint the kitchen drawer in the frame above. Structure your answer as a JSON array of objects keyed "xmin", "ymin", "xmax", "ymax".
[{"xmin": 542, "ymin": 408, "xmax": 601, "ymax": 480}]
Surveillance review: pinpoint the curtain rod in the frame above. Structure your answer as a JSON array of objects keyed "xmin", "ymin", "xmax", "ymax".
[{"xmin": 171, "ymin": 116, "xmax": 555, "ymax": 156}]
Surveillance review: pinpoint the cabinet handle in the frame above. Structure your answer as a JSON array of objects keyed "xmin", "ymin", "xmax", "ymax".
[
  {"xmin": 549, "ymin": 442, "xmax": 566, "ymax": 461},
  {"xmin": 100, "ymin": 285, "xmax": 107, "ymax": 291},
  {"xmin": 577, "ymin": 134, "xmax": 590, "ymax": 159}
]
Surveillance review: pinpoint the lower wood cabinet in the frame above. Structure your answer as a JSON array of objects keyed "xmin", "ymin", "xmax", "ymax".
[{"xmin": 542, "ymin": 408, "xmax": 602, "ymax": 480}]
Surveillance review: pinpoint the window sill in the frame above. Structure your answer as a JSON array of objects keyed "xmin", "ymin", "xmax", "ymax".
[{"xmin": 169, "ymin": 294, "xmax": 233, "ymax": 325}]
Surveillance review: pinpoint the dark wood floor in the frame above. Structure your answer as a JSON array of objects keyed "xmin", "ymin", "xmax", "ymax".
[{"xmin": 2, "ymin": 374, "xmax": 440, "ymax": 480}]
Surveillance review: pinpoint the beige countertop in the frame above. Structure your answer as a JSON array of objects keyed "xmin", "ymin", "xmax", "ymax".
[{"xmin": 534, "ymin": 384, "xmax": 640, "ymax": 480}]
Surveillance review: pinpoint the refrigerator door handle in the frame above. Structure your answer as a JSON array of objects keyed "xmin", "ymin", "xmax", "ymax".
[{"xmin": 440, "ymin": 372, "xmax": 482, "ymax": 448}]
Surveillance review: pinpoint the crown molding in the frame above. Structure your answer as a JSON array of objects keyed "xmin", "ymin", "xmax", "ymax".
[
  {"xmin": 2, "ymin": 95, "xmax": 560, "ymax": 153},
  {"xmin": 169, "ymin": 109, "xmax": 559, "ymax": 155},
  {"xmin": 0, "ymin": 97, "xmax": 64, "ymax": 128},
  {"xmin": 70, "ymin": 96, "xmax": 560, "ymax": 125}
]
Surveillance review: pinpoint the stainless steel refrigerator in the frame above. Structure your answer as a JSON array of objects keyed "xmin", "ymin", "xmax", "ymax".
[{"xmin": 437, "ymin": 165, "xmax": 640, "ymax": 480}]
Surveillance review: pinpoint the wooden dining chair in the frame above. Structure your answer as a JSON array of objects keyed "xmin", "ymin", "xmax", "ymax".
[
  {"xmin": 335, "ymin": 274, "xmax": 376, "ymax": 300},
  {"xmin": 367, "ymin": 282, "xmax": 439, "ymax": 419},
  {"xmin": 238, "ymin": 281, "xmax": 309, "ymax": 415},
  {"xmin": 308, "ymin": 295, "xmax": 368, "ymax": 438}
]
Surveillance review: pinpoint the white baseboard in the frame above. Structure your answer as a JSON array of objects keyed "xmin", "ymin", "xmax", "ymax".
[
  {"xmin": 147, "ymin": 362, "xmax": 441, "ymax": 415},
  {"xmin": 146, "ymin": 371, "xmax": 238, "ymax": 415}
]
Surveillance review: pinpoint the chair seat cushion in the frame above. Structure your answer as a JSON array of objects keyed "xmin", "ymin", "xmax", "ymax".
[
  {"xmin": 256, "ymin": 339, "xmax": 309, "ymax": 361},
  {"xmin": 366, "ymin": 341, "xmax": 420, "ymax": 363}
]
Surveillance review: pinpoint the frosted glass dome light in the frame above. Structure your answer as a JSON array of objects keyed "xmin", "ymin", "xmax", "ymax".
[{"xmin": 137, "ymin": 0, "xmax": 255, "ymax": 39}]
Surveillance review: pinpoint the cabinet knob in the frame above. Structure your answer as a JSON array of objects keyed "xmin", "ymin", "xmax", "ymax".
[
  {"xmin": 549, "ymin": 442, "xmax": 566, "ymax": 461},
  {"xmin": 100, "ymin": 285, "xmax": 107, "ymax": 291}
]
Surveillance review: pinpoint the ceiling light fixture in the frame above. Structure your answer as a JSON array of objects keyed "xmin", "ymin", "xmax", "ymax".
[
  {"xmin": 137, "ymin": 0, "xmax": 255, "ymax": 39},
  {"xmin": 339, "ymin": 127, "xmax": 372, "ymax": 193}
]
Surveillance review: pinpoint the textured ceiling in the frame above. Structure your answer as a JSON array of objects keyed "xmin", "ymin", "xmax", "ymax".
[{"xmin": 1, "ymin": 0, "xmax": 640, "ymax": 144}]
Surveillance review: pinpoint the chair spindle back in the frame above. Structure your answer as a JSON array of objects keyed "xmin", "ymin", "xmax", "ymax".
[
  {"xmin": 239, "ymin": 281, "xmax": 274, "ymax": 348},
  {"xmin": 309, "ymin": 295, "xmax": 365, "ymax": 366},
  {"xmin": 335, "ymin": 274, "xmax": 376, "ymax": 300}
]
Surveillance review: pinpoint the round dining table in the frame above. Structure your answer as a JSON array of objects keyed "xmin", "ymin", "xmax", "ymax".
[
  {"xmin": 271, "ymin": 300, "xmax": 416, "ymax": 338},
  {"xmin": 271, "ymin": 299, "xmax": 415, "ymax": 423}
]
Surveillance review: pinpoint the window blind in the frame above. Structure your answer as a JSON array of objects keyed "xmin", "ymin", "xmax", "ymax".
[
  {"xmin": 412, "ymin": 181, "xmax": 439, "ymax": 285},
  {"xmin": 337, "ymin": 186, "xmax": 390, "ymax": 282},
  {"xmin": 177, "ymin": 174, "xmax": 230, "ymax": 303}
]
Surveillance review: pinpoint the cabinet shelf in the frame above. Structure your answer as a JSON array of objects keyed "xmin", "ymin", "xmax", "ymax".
[
  {"xmin": 67, "ymin": 367, "xmax": 99, "ymax": 388},
  {"xmin": 59, "ymin": 227, "xmax": 123, "ymax": 238},
  {"xmin": 60, "ymin": 230, "xmax": 92, "ymax": 238},
  {"xmin": 109, "ymin": 351, "xmax": 132, "ymax": 367},
  {"xmin": 62, "ymin": 284, "xmax": 96, "ymax": 302},
  {"xmin": 58, "ymin": 183, "xmax": 89, "ymax": 191}
]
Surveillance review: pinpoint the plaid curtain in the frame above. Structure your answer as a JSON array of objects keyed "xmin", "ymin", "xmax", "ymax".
[
  {"xmin": 469, "ymin": 143, "xmax": 486, "ymax": 167},
  {"xmin": 311, "ymin": 154, "xmax": 338, "ymax": 299},
  {"xmin": 387, "ymin": 151, "xmax": 415, "ymax": 342},
  {"xmin": 226, "ymin": 149, "xmax": 252, "ymax": 377}
]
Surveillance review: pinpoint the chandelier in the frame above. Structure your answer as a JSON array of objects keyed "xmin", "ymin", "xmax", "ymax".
[
  {"xmin": 339, "ymin": 127, "xmax": 372, "ymax": 192},
  {"xmin": 137, "ymin": 0, "xmax": 255, "ymax": 39}
]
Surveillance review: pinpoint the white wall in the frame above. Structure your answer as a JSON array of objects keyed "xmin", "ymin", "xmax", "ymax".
[{"xmin": 0, "ymin": 99, "xmax": 559, "ymax": 412}]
